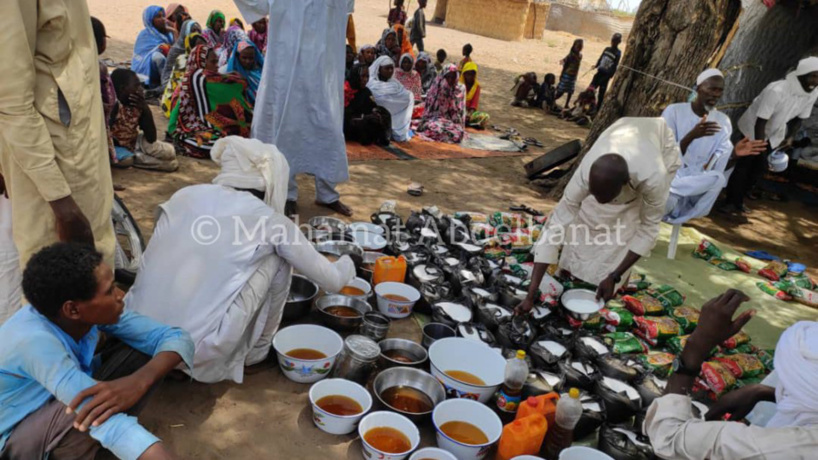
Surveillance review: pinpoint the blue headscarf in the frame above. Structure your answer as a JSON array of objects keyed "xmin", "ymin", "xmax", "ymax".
[
  {"xmin": 226, "ymin": 39, "xmax": 264, "ymax": 105},
  {"xmin": 132, "ymin": 6, "xmax": 174, "ymax": 84}
]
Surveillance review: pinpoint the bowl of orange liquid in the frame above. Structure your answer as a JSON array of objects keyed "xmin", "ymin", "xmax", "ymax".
[
  {"xmin": 330, "ymin": 277, "xmax": 372, "ymax": 302},
  {"xmin": 432, "ymin": 399, "xmax": 503, "ymax": 460},
  {"xmin": 428, "ymin": 338, "xmax": 506, "ymax": 403},
  {"xmin": 409, "ymin": 448, "xmax": 457, "ymax": 460},
  {"xmin": 272, "ymin": 324, "xmax": 344, "ymax": 383},
  {"xmin": 308, "ymin": 378, "xmax": 372, "ymax": 435},
  {"xmin": 374, "ymin": 367, "xmax": 446, "ymax": 423},
  {"xmin": 374, "ymin": 282, "xmax": 421, "ymax": 319},
  {"xmin": 315, "ymin": 294, "xmax": 372, "ymax": 331},
  {"xmin": 359, "ymin": 411, "xmax": 421, "ymax": 460}
]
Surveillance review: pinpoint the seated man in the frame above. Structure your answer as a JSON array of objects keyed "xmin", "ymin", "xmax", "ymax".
[
  {"xmin": 662, "ymin": 69, "xmax": 766, "ymax": 224},
  {"xmin": 510, "ymin": 72, "xmax": 539, "ymax": 108},
  {"xmin": 126, "ymin": 136, "xmax": 356, "ymax": 384},
  {"xmin": 645, "ymin": 290, "xmax": 818, "ymax": 458},
  {"xmin": 0, "ymin": 243, "xmax": 193, "ymax": 460}
]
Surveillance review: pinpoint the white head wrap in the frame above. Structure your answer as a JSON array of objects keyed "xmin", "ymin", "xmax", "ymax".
[
  {"xmin": 696, "ymin": 68, "xmax": 724, "ymax": 86},
  {"xmin": 211, "ymin": 136, "xmax": 290, "ymax": 215},
  {"xmin": 794, "ymin": 56, "xmax": 818, "ymax": 77},
  {"xmin": 766, "ymin": 321, "xmax": 818, "ymax": 428},
  {"xmin": 360, "ymin": 44, "xmax": 375, "ymax": 51}
]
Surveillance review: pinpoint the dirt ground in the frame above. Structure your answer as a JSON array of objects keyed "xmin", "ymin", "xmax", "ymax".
[{"xmin": 87, "ymin": 0, "xmax": 818, "ymax": 458}]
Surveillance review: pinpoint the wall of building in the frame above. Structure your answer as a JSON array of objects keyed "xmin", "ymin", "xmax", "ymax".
[
  {"xmin": 544, "ymin": 3, "xmax": 633, "ymax": 42},
  {"xmin": 524, "ymin": 3, "xmax": 552, "ymax": 39},
  {"xmin": 445, "ymin": 0, "xmax": 531, "ymax": 41}
]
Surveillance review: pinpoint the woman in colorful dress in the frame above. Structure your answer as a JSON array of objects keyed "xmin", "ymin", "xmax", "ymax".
[
  {"xmin": 394, "ymin": 54, "xmax": 424, "ymax": 119},
  {"xmin": 416, "ymin": 51, "xmax": 437, "ymax": 94},
  {"xmin": 219, "ymin": 26, "xmax": 249, "ymax": 68},
  {"xmin": 160, "ymin": 31, "xmax": 206, "ymax": 117},
  {"xmin": 225, "ymin": 39, "xmax": 265, "ymax": 105},
  {"xmin": 203, "ymin": 10, "xmax": 226, "ymax": 50},
  {"xmin": 161, "ymin": 20, "xmax": 200, "ymax": 88},
  {"xmin": 249, "ymin": 18, "xmax": 269, "ymax": 53},
  {"xmin": 461, "ymin": 62, "xmax": 490, "ymax": 128},
  {"xmin": 416, "ymin": 64, "xmax": 466, "ymax": 144}
]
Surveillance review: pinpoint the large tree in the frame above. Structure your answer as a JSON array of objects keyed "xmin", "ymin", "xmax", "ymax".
[{"xmin": 545, "ymin": 0, "xmax": 742, "ymax": 198}]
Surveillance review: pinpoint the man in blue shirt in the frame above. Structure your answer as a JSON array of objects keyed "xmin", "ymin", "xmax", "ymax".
[{"xmin": 0, "ymin": 243, "xmax": 194, "ymax": 460}]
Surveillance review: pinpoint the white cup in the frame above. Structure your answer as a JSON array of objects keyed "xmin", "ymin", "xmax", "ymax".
[{"xmin": 308, "ymin": 378, "xmax": 372, "ymax": 435}]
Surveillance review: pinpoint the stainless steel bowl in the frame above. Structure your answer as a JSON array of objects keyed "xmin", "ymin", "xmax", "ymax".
[
  {"xmin": 373, "ymin": 367, "xmax": 446, "ymax": 422},
  {"xmin": 315, "ymin": 295, "xmax": 372, "ymax": 331},
  {"xmin": 359, "ymin": 251, "xmax": 383, "ymax": 282},
  {"xmin": 378, "ymin": 338, "xmax": 428, "ymax": 369},
  {"xmin": 561, "ymin": 289, "xmax": 604, "ymax": 321},
  {"xmin": 308, "ymin": 216, "xmax": 347, "ymax": 233},
  {"xmin": 312, "ymin": 230, "xmax": 355, "ymax": 244},
  {"xmin": 283, "ymin": 275, "xmax": 318, "ymax": 321},
  {"xmin": 421, "ymin": 323, "xmax": 456, "ymax": 349},
  {"xmin": 315, "ymin": 241, "xmax": 364, "ymax": 267}
]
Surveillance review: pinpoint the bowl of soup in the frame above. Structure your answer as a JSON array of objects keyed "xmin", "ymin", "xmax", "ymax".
[
  {"xmin": 375, "ymin": 282, "xmax": 421, "ymax": 319},
  {"xmin": 378, "ymin": 339, "xmax": 428, "ymax": 370},
  {"xmin": 329, "ymin": 277, "xmax": 372, "ymax": 302},
  {"xmin": 308, "ymin": 378, "xmax": 372, "ymax": 435},
  {"xmin": 409, "ymin": 448, "xmax": 458, "ymax": 460},
  {"xmin": 432, "ymin": 399, "xmax": 503, "ymax": 460},
  {"xmin": 272, "ymin": 324, "xmax": 344, "ymax": 384},
  {"xmin": 359, "ymin": 411, "xmax": 421, "ymax": 460},
  {"xmin": 315, "ymin": 294, "xmax": 372, "ymax": 331},
  {"xmin": 428, "ymin": 338, "xmax": 506, "ymax": 403},
  {"xmin": 374, "ymin": 367, "xmax": 446, "ymax": 423}
]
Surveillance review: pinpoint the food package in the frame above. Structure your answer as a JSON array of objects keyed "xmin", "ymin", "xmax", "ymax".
[
  {"xmin": 603, "ymin": 332, "xmax": 648, "ymax": 355},
  {"xmin": 489, "ymin": 212, "xmax": 528, "ymax": 230},
  {"xmin": 495, "ymin": 316, "xmax": 536, "ymax": 350},
  {"xmin": 692, "ymin": 239, "xmax": 723, "ymax": 260},
  {"xmin": 601, "ymin": 307, "xmax": 635, "ymax": 332},
  {"xmin": 638, "ymin": 351, "xmax": 675, "ymax": 378},
  {"xmin": 713, "ymin": 354, "xmax": 765, "ymax": 379},
  {"xmin": 669, "ymin": 306, "xmax": 700, "ymax": 333},
  {"xmin": 625, "ymin": 273, "xmax": 651, "ymax": 293},
  {"xmin": 633, "ymin": 316, "xmax": 681, "ymax": 346},
  {"xmin": 756, "ymin": 349, "xmax": 775, "ymax": 372},
  {"xmin": 722, "ymin": 343, "xmax": 757, "ymax": 355},
  {"xmin": 735, "ymin": 377, "xmax": 764, "ymax": 388},
  {"xmin": 708, "ymin": 258, "xmax": 752, "ymax": 273},
  {"xmin": 483, "ymin": 247, "xmax": 507, "ymax": 261},
  {"xmin": 470, "ymin": 223, "xmax": 496, "ymax": 240},
  {"xmin": 758, "ymin": 260, "xmax": 789, "ymax": 282},
  {"xmin": 792, "ymin": 286, "xmax": 818, "ymax": 309},
  {"xmin": 756, "ymin": 281, "xmax": 793, "ymax": 301},
  {"xmin": 788, "ymin": 273, "xmax": 817, "ymax": 290},
  {"xmin": 622, "ymin": 293, "xmax": 665, "ymax": 316},
  {"xmin": 559, "ymin": 279, "xmax": 598, "ymax": 291},
  {"xmin": 646, "ymin": 285, "xmax": 686, "ymax": 309},
  {"xmin": 667, "ymin": 335, "xmax": 719, "ymax": 357},
  {"xmin": 700, "ymin": 361, "xmax": 738, "ymax": 396},
  {"xmin": 721, "ymin": 331, "xmax": 751, "ymax": 350}
]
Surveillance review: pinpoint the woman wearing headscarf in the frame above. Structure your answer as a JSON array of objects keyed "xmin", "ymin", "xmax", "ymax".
[
  {"xmin": 249, "ymin": 18, "xmax": 269, "ymax": 53},
  {"xmin": 132, "ymin": 6, "xmax": 175, "ymax": 89},
  {"xmin": 416, "ymin": 64, "xmax": 466, "ymax": 144},
  {"xmin": 226, "ymin": 39, "xmax": 265, "ymax": 105},
  {"xmin": 461, "ymin": 61, "xmax": 490, "ymax": 128},
  {"xmin": 219, "ymin": 27, "xmax": 249, "ymax": 68},
  {"xmin": 344, "ymin": 63, "xmax": 392, "ymax": 146},
  {"xmin": 357, "ymin": 44, "xmax": 376, "ymax": 68},
  {"xmin": 165, "ymin": 3, "xmax": 190, "ymax": 35},
  {"xmin": 392, "ymin": 24, "xmax": 414, "ymax": 59},
  {"xmin": 416, "ymin": 52, "xmax": 436, "ymax": 94},
  {"xmin": 162, "ymin": 20, "xmax": 201, "ymax": 88},
  {"xmin": 160, "ymin": 31, "xmax": 205, "ymax": 117},
  {"xmin": 367, "ymin": 56, "xmax": 414, "ymax": 142},
  {"xmin": 394, "ymin": 53, "xmax": 424, "ymax": 119},
  {"xmin": 375, "ymin": 28, "xmax": 400, "ymax": 62},
  {"xmin": 229, "ymin": 18, "xmax": 246, "ymax": 30},
  {"xmin": 203, "ymin": 10, "xmax": 227, "ymax": 50},
  {"xmin": 168, "ymin": 45, "xmax": 253, "ymax": 158}
]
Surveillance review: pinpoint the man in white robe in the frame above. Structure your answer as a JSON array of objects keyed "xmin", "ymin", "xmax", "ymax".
[
  {"xmin": 233, "ymin": 0, "xmax": 354, "ymax": 217},
  {"xmin": 126, "ymin": 137, "xmax": 356, "ymax": 383},
  {"xmin": 662, "ymin": 70, "xmax": 767, "ymax": 224},
  {"xmin": 518, "ymin": 118, "xmax": 682, "ymax": 313}
]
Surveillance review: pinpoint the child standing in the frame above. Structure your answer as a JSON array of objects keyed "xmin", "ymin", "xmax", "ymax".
[
  {"xmin": 555, "ymin": 39, "xmax": 584, "ymax": 109},
  {"xmin": 388, "ymin": 0, "xmax": 407, "ymax": 26},
  {"xmin": 591, "ymin": 33, "xmax": 622, "ymax": 111},
  {"xmin": 410, "ymin": 0, "xmax": 427, "ymax": 52}
]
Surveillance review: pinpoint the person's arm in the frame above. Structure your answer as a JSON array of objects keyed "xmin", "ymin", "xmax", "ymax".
[
  {"xmin": 132, "ymin": 92, "xmax": 158, "ymax": 144},
  {"xmin": 779, "ymin": 118, "xmax": 803, "ymax": 150},
  {"xmin": 139, "ymin": 443, "xmax": 177, "ymax": 460},
  {"xmin": 680, "ymin": 114, "xmax": 721, "ymax": 155},
  {"xmin": 0, "ymin": 3, "xmax": 93, "ymax": 246},
  {"xmin": 596, "ymin": 251, "xmax": 640, "ymax": 301}
]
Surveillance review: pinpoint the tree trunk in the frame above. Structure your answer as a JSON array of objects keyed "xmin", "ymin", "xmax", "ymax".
[
  {"xmin": 546, "ymin": 0, "xmax": 742, "ymax": 198},
  {"xmin": 432, "ymin": 0, "xmax": 449, "ymax": 23}
]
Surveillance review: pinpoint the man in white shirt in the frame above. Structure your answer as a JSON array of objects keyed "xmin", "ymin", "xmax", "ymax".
[
  {"xmin": 518, "ymin": 118, "xmax": 682, "ymax": 313},
  {"xmin": 126, "ymin": 137, "xmax": 356, "ymax": 384},
  {"xmin": 722, "ymin": 57, "xmax": 818, "ymax": 214},
  {"xmin": 663, "ymin": 69, "xmax": 767, "ymax": 224}
]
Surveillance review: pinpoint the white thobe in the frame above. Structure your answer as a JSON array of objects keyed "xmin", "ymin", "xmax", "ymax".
[
  {"xmin": 533, "ymin": 118, "xmax": 682, "ymax": 284},
  {"xmin": 662, "ymin": 103, "xmax": 733, "ymax": 224},
  {"xmin": 0, "ymin": 196, "xmax": 21, "ymax": 325},
  {"xmin": 738, "ymin": 73, "xmax": 818, "ymax": 149},
  {"xmin": 233, "ymin": 0, "xmax": 351, "ymax": 192},
  {"xmin": 125, "ymin": 185, "xmax": 355, "ymax": 383}
]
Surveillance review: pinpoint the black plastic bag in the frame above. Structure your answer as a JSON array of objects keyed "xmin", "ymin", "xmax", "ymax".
[
  {"xmin": 575, "ymin": 391, "xmax": 606, "ymax": 439},
  {"xmin": 529, "ymin": 336, "xmax": 571, "ymax": 369},
  {"xmin": 475, "ymin": 302, "xmax": 513, "ymax": 331},
  {"xmin": 559, "ymin": 359, "xmax": 599, "ymax": 391},
  {"xmin": 523, "ymin": 369, "xmax": 566, "ymax": 398},
  {"xmin": 597, "ymin": 354, "xmax": 646, "ymax": 382},
  {"xmin": 598, "ymin": 424, "xmax": 656, "ymax": 460},
  {"xmin": 495, "ymin": 315, "xmax": 536, "ymax": 350},
  {"xmin": 595, "ymin": 377, "xmax": 642, "ymax": 424}
]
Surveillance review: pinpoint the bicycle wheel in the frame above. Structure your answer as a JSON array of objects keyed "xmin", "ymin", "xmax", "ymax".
[{"xmin": 112, "ymin": 194, "xmax": 145, "ymax": 285}]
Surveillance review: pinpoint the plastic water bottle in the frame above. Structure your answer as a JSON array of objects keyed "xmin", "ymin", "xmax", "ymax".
[
  {"xmin": 542, "ymin": 387, "xmax": 582, "ymax": 460},
  {"xmin": 496, "ymin": 350, "xmax": 529, "ymax": 414}
]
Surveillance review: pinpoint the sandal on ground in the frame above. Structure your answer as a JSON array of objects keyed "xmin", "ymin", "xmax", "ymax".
[
  {"xmin": 317, "ymin": 200, "xmax": 353, "ymax": 217},
  {"xmin": 408, "ymin": 182, "xmax": 424, "ymax": 197}
]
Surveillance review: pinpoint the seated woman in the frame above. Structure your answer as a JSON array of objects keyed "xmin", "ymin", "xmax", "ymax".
[
  {"xmin": 394, "ymin": 54, "xmax": 424, "ymax": 119},
  {"xmin": 132, "ymin": 6, "xmax": 174, "ymax": 90},
  {"xmin": 165, "ymin": 3, "xmax": 190, "ymax": 37},
  {"xmin": 161, "ymin": 20, "xmax": 201, "ymax": 89},
  {"xmin": 416, "ymin": 64, "xmax": 467, "ymax": 144},
  {"xmin": 249, "ymin": 18, "xmax": 268, "ymax": 53},
  {"xmin": 461, "ymin": 62, "xmax": 490, "ymax": 129},
  {"xmin": 344, "ymin": 63, "xmax": 392, "ymax": 146},
  {"xmin": 367, "ymin": 56, "xmax": 415, "ymax": 142},
  {"xmin": 219, "ymin": 27, "xmax": 249, "ymax": 68},
  {"xmin": 393, "ymin": 24, "xmax": 414, "ymax": 58},
  {"xmin": 225, "ymin": 39, "xmax": 265, "ymax": 105},
  {"xmin": 416, "ymin": 52, "xmax": 437, "ymax": 94},
  {"xmin": 161, "ymin": 31, "xmax": 206, "ymax": 117},
  {"xmin": 168, "ymin": 45, "xmax": 253, "ymax": 159},
  {"xmin": 357, "ymin": 44, "xmax": 377, "ymax": 68},
  {"xmin": 229, "ymin": 17, "xmax": 245, "ymax": 30},
  {"xmin": 376, "ymin": 29, "xmax": 400, "ymax": 63},
  {"xmin": 203, "ymin": 10, "xmax": 226, "ymax": 51}
]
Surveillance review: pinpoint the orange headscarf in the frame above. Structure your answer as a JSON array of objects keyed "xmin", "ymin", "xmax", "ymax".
[{"xmin": 392, "ymin": 24, "xmax": 414, "ymax": 59}]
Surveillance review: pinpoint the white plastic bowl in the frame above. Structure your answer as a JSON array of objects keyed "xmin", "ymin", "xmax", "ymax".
[
  {"xmin": 308, "ymin": 378, "xmax": 372, "ymax": 435},
  {"xmin": 272, "ymin": 325, "xmax": 343, "ymax": 383},
  {"xmin": 561, "ymin": 289, "xmax": 603, "ymax": 319},
  {"xmin": 359, "ymin": 411, "xmax": 421, "ymax": 460},
  {"xmin": 428, "ymin": 338, "xmax": 506, "ymax": 403},
  {"xmin": 432, "ymin": 399, "xmax": 503, "ymax": 460},
  {"xmin": 330, "ymin": 277, "xmax": 372, "ymax": 302},
  {"xmin": 409, "ymin": 447, "xmax": 458, "ymax": 460},
  {"xmin": 352, "ymin": 230, "xmax": 388, "ymax": 251},
  {"xmin": 375, "ymin": 282, "xmax": 421, "ymax": 319},
  {"xmin": 559, "ymin": 447, "xmax": 614, "ymax": 460}
]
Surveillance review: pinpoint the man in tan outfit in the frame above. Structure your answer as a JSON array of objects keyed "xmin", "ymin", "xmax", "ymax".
[{"xmin": 0, "ymin": 0, "xmax": 115, "ymax": 270}]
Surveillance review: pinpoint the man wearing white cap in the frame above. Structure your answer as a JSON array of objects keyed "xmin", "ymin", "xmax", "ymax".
[
  {"xmin": 126, "ymin": 137, "xmax": 356, "ymax": 384},
  {"xmin": 723, "ymin": 56, "xmax": 818, "ymax": 214},
  {"xmin": 662, "ymin": 69, "xmax": 767, "ymax": 224}
]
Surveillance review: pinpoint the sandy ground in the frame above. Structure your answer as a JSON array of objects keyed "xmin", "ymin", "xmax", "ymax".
[{"xmin": 87, "ymin": 0, "xmax": 818, "ymax": 458}]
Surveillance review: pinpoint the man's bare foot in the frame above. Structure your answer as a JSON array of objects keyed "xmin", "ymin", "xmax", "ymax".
[
  {"xmin": 317, "ymin": 200, "xmax": 353, "ymax": 217},
  {"xmin": 285, "ymin": 200, "xmax": 298, "ymax": 219}
]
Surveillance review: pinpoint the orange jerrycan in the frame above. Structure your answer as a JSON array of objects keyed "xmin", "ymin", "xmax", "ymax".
[
  {"xmin": 496, "ymin": 414, "xmax": 548, "ymax": 460},
  {"xmin": 373, "ymin": 256, "xmax": 407, "ymax": 285},
  {"xmin": 516, "ymin": 392, "xmax": 560, "ymax": 430}
]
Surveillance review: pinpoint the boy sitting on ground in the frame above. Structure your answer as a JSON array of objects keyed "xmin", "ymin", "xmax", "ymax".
[
  {"xmin": 110, "ymin": 69, "xmax": 179, "ymax": 172},
  {"xmin": 536, "ymin": 73, "xmax": 559, "ymax": 113},
  {"xmin": 511, "ymin": 72, "xmax": 540, "ymax": 107},
  {"xmin": 560, "ymin": 86, "xmax": 597, "ymax": 126},
  {"xmin": 0, "ymin": 243, "xmax": 193, "ymax": 460}
]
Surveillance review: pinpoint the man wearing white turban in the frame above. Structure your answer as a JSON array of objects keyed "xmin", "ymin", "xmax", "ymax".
[
  {"xmin": 662, "ymin": 69, "xmax": 767, "ymax": 224},
  {"xmin": 126, "ymin": 136, "xmax": 356, "ymax": 383},
  {"xmin": 723, "ymin": 56, "xmax": 818, "ymax": 214}
]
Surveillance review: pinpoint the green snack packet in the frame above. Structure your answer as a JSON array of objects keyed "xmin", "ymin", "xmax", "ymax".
[
  {"xmin": 756, "ymin": 281, "xmax": 793, "ymax": 301},
  {"xmin": 693, "ymin": 239, "xmax": 723, "ymax": 260},
  {"xmin": 601, "ymin": 307, "xmax": 635, "ymax": 331},
  {"xmin": 668, "ymin": 335, "xmax": 718, "ymax": 356},
  {"xmin": 561, "ymin": 279, "xmax": 598, "ymax": 291},
  {"xmin": 735, "ymin": 377, "xmax": 764, "ymax": 388},
  {"xmin": 709, "ymin": 258, "xmax": 739, "ymax": 271},
  {"xmin": 639, "ymin": 351, "xmax": 675, "ymax": 378},
  {"xmin": 483, "ymin": 247, "xmax": 507, "ymax": 261},
  {"xmin": 723, "ymin": 343, "xmax": 758, "ymax": 355},
  {"xmin": 582, "ymin": 314, "xmax": 606, "ymax": 331},
  {"xmin": 603, "ymin": 332, "xmax": 647, "ymax": 354},
  {"xmin": 647, "ymin": 285, "xmax": 686, "ymax": 309},
  {"xmin": 634, "ymin": 316, "xmax": 682, "ymax": 346},
  {"xmin": 756, "ymin": 349, "xmax": 775, "ymax": 372},
  {"xmin": 789, "ymin": 273, "xmax": 817, "ymax": 290},
  {"xmin": 669, "ymin": 306, "xmax": 700, "ymax": 333}
]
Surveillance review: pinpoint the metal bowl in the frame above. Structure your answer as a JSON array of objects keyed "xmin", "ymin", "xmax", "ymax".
[
  {"xmin": 378, "ymin": 338, "xmax": 428, "ymax": 369},
  {"xmin": 422, "ymin": 323, "xmax": 456, "ymax": 349},
  {"xmin": 315, "ymin": 295, "xmax": 372, "ymax": 331},
  {"xmin": 312, "ymin": 230, "xmax": 355, "ymax": 244},
  {"xmin": 373, "ymin": 367, "xmax": 446, "ymax": 422},
  {"xmin": 315, "ymin": 241, "xmax": 364, "ymax": 266},
  {"xmin": 561, "ymin": 289, "xmax": 604, "ymax": 321},
  {"xmin": 359, "ymin": 251, "xmax": 383, "ymax": 282},
  {"xmin": 283, "ymin": 275, "xmax": 319, "ymax": 321},
  {"xmin": 309, "ymin": 216, "xmax": 347, "ymax": 233}
]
